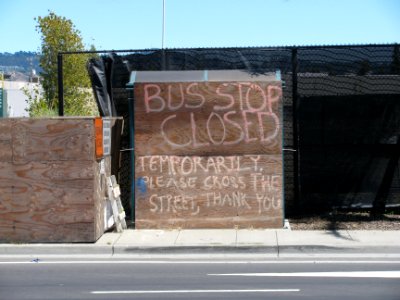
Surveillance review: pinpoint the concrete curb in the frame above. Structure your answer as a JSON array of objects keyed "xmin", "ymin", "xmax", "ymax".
[
  {"xmin": 1, "ymin": 244, "xmax": 400, "ymax": 258},
  {"xmin": 0, "ymin": 244, "xmax": 113, "ymax": 256},
  {"xmin": 1, "ymin": 230, "xmax": 399, "ymax": 258}
]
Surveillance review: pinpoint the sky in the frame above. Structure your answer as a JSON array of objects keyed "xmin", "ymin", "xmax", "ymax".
[{"xmin": 0, "ymin": 0, "xmax": 399, "ymax": 53}]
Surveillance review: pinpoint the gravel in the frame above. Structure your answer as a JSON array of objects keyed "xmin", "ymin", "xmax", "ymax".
[{"xmin": 289, "ymin": 211, "xmax": 400, "ymax": 230}]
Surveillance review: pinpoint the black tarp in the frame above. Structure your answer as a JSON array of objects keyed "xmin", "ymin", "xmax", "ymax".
[
  {"xmin": 299, "ymin": 94, "xmax": 400, "ymax": 212},
  {"xmin": 87, "ymin": 54, "xmax": 117, "ymax": 116}
]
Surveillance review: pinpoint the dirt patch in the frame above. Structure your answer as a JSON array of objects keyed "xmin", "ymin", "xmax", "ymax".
[{"xmin": 289, "ymin": 211, "xmax": 400, "ymax": 230}]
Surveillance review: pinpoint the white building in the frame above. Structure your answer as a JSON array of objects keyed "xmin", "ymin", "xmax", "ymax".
[{"xmin": 1, "ymin": 80, "xmax": 38, "ymax": 117}]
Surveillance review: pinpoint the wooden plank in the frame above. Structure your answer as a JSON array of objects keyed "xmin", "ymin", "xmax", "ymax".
[
  {"xmin": 0, "ymin": 221, "xmax": 96, "ymax": 243},
  {"xmin": 134, "ymin": 81, "xmax": 282, "ymax": 156},
  {"xmin": 0, "ymin": 194, "xmax": 96, "ymax": 243},
  {"xmin": 0, "ymin": 203, "xmax": 95, "ymax": 226},
  {"xmin": 93, "ymin": 157, "xmax": 110, "ymax": 240},
  {"xmin": 0, "ymin": 160, "xmax": 97, "ymax": 243},
  {"xmin": 10, "ymin": 161, "xmax": 95, "ymax": 189},
  {"xmin": 12, "ymin": 118, "xmax": 94, "ymax": 162},
  {"xmin": 135, "ymin": 155, "xmax": 283, "ymax": 229}
]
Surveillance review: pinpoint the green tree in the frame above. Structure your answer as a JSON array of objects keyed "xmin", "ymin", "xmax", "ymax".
[{"xmin": 26, "ymin": 11, "xmax": 97, "ymax": 116}]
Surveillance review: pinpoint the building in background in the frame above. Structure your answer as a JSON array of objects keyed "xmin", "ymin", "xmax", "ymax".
[{"xmin": 0, "ymin": 70, "xmax": 39, "ymax": 117}]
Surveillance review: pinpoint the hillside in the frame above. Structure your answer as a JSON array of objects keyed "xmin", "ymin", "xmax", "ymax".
[{"xmin": 0, "ymin": 51, "xmax": 41, "ymax": 74}]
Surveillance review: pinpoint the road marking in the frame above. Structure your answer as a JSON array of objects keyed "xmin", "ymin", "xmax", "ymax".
[
  {"xmin": 91, "ymin": 289, "xmax": 300, "ymax": 294},
  {"xmin": 209, "ymin": 271, "xmax": 400, "ymax": 278},
  {"xmin": 1, "ymin": 260, "xmax": 400, "ymax": 264}
]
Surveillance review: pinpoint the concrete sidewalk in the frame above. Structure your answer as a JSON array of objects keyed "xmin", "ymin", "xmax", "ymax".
[{"xmin": 1, "ymin": 229, "xmax": 400, "ymax": 257}]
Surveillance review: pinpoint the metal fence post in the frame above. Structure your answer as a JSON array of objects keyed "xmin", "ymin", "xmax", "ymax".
[
  {"xmin": 126, "ymin": 73, "xmax": 136, "ymax": 225},
  {"xmin": 291, "ymin": 47, "xmax": 301, "ymax": 210},
  {"xmin": 161, "ymin": 49, "xmax": 166, "ymax": 71},
  {"xmin": 57, "ymin": 53, "xmax": 64, "ymax": 116}
]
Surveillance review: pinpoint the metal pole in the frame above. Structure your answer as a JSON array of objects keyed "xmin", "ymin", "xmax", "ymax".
[
  {"xmin": 57, "ymin": 53, "xmax": 64, "ymax": 116},
  {"xmin": 161, "ymin": 0, "xmax": 167, "ymax": 70},
  {"xmin": 127, "ymin": 84, "xmax": 135, "ymax": 225},
  {"xmin": 162, "ymin": 0, "xmax": 165, "ymax": 49},
  {"xmin": 291, "ymin": 47, "xmax": 300, "ymax": 210}
]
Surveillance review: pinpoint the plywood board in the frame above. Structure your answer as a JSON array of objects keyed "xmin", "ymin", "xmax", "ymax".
[
  {"xmin": 12, "ymin": 118, "xmax": 94, "ymax": 163},
  {"xmin": 134, "ymin": 81, "xmax": 282, "ymax": 156},
  {"xmin": 0, "ymin": 160, "xmax": 97, "ymax": 242},
  {"xmin": 0, "ymin": 118, "xmax": 122, "ymax": 243},
  {"xmin": 133, "ymin": 77, "xmax": 283, "ymax": 229},
  {"xmin": 135, "ymin": 155, "xmax": 283, "ymax": 229}
]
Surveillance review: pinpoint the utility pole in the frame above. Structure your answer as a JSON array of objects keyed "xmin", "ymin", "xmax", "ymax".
[
  {"xmin": 161, "ymin": 0, "xmax": 166, "ymax": 70},
  {"xmin": 162, "ymin": 0, "xmax": 165, "ymax": 49}
]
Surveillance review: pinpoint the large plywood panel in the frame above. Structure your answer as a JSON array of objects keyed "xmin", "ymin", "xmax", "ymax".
[
  {"xmin": 0, "ymin": 118, "xmax": 123, "ymax": 243},
  {"xmin": 133, "ymin": 77, "xmax": 283, "ymax": 229},
  {"xmin": 134, "ymin": 76, "xmax": 283, "ymax": 228}
]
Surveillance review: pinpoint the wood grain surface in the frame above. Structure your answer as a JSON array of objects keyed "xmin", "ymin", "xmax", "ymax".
[
  {"xmin": 0, "ymin": 118, "xmax": 120, "ymax": 243},
  {"xmin": 0, "ymin": 119, "xmax": 12, "ymax": 162},
  {"xmin": 12, "ymin": 118, "xmax": 94, "ymax": 162},
  {"xmin": 135, "ymin": 155, "xmax": 283, "ymax": 229},
  {"xmin": 133, "ymin": 78, "xmax": 283, "ymax": 229},
  {"xmin": 134, "ymin": 81, "xmax": 282, "ymax": 156}
]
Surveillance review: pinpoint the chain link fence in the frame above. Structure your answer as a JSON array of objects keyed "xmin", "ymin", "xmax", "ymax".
[{"xmin": 79, "ymin": 44, "xmax": 400, "ymax": 218}]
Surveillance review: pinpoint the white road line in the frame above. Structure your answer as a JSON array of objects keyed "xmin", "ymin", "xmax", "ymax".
[
  {"xmin": 209, "ymin": 271, "xmax": 400, "ymax": 278},
  {"xmin": 91, "ymin": 289, "xmax": 300, "ymax": 294},
  {"xmin": 1, "ymin": 260, "xmax": 400, "ymax": 264}
]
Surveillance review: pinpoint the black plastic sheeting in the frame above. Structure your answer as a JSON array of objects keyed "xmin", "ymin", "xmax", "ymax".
[
  {"xmin": 299, "ymin": 94, "xmax": 400, "ymax": 212},
  {"xmin": 87, "ymin": 54, "xmax": 117, "ymax": 116},
  {"xmin": 86, "ymin": 45, "xmax": 400, "ymax": 216}
]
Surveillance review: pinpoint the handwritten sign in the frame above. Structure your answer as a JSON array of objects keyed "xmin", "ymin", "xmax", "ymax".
[
  {"xmin": 134, "ymin": 80, "xmax": 282, "ymax": 155},
  {"xmin": 135, "ymin": 155, "xmax": 282, "ymax": 228},
  {"xmin": 133, "ymin": 72, "xmax": 283, "ymax": 228}
]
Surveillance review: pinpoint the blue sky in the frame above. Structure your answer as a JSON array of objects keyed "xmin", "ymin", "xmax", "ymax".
[{"xmin": 0, "ymin": 0, "xmax": 399, "ymax": 53}]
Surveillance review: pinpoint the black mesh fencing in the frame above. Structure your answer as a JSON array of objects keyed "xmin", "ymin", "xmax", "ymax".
[
  {"xmin": 296, "ymin": 45, "xmax": 400, "ymax": 214},
  {"xmin": 83, "ymin": 44, "xmax": 400, "ymax": 217}
]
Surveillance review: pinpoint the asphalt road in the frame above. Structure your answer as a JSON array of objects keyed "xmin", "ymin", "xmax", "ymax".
[{"xmin": 0, "ymin": 257, "xmax": 399, "ymax": 300}]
